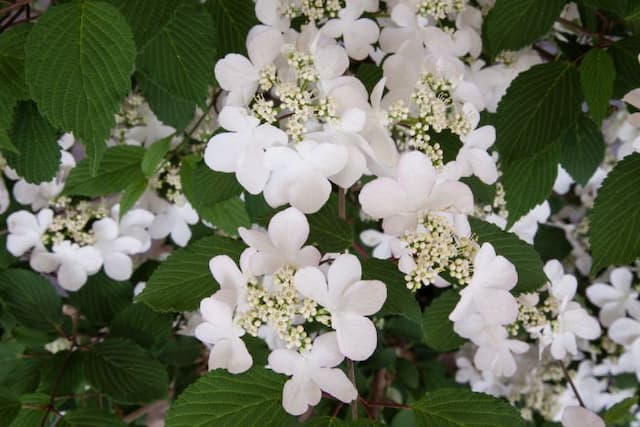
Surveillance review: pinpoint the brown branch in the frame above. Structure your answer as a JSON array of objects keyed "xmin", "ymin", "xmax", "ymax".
[
  {"xmin": 338, "ymin": 187, "xmax": 346, "ymax": 220},
  {"xmin": 122, "ymin": 400, "xmax": 168, "ymax": 424},
  {"xmin": 348, "ymin": 359, "xmax": 357, "ymax": 420},
  {"xmin": 559, "ymin": 363, "xmax": 585, "ymax": 408},
  {"xmin": 0, "ymin": 0, "xmax": 31, "ymax": 15}
]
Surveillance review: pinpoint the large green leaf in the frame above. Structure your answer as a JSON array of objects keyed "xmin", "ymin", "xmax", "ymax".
[
  {"xmin": 25, "ymin": 0, "xmax": 135, "ymax": 148},
  {"xmin": 608, "ymin": 36, "xmax": 640, "ymax": 98},
  {"xmin": 0, "ymin": 24, "xmax": 31, "ymax": 101},
  {"xmin": 3, "ymin": 101, "xmax": 60, "ymax": 184},
  {"xmin": 0, "ymin": 269, "xmax": 63, "ymax": 332},
  {"xmin": 67, "ymin": 273, "xmax": 133, "ymax": 326},
  {"xmin": 495, "ymin": 61, "xmax": 581, "ymax": 164},
  {"xmin": 140, "ymin": 235, "xmax": 244, "ymax": 312},
  {"xmin": 137, "ymin": 1, "xmax": 215, "ymax": 129},
  {"xmin": 84, "ymin": 338, "xmax": 169, "ymax": 404},
  {"xmin": 64, "ymin": 146, "xmax": 145, "ymax": 196},
  {"xmin": 362, "ymin": 258, "xmax": 422, "ymax": 327},
  {"xmin": 579, "ymin": 48, "xmax": 615, "ymax": 124},
  {"xmin": 470, "ymin": 218, "xmax": 547, "ymax": 294},
  {"xmin": 200, "ymin": 197, "xmax": 251, "ymax": 236},
  {"xmin": 108, "ymin": 0, "xmax": 176, "ymax": 49},
  {"xmin": 422, "ymin": 291, "xmax": 465, "ymax": 352},
  {"xmin": 412, "ymin": 388, "xmax": 525, "ymax": 426},
  {"xmin": 110, "ymin": 303, "xmax": 173, "ymax": 349},
  {"xmin": 187, "ymin": 163, "xmax": 244, "ymax": 210},
  {"xmin": 165, "ymin": 367, "xmax": 291, "ymax": 427},
  {"xmin": 560, "ymin": 114, "xmax": 605, "ymax": 185},
  {"xmin": 205, "ymin": 0, "xmax": 258, "ymax": 59},
  {"xmin": 483, "ymin": 0, "xmax": 566, "ymax": 58},
  {"xmin": 0, "ymin": 388, "xmax": 20, "ymax": 427},
  {"xmin": 502, "ymin": 142, "xmax": 560, "ymax": 226},
  {"xmin": 589, "ymin": 153, "xmax": 640, "ymax": 272}
]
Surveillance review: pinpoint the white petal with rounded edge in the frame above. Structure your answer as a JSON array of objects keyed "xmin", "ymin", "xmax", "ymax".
[
  {"xmin": 340, "ymin": 280, "xmax": 386, "ymax": 316},
  {"xmin": 333, "ymin": 313, "xmax": 377, "ymax": 361},
  {"xmin": 268, "ymin": 207, "xmax": 309, "ymax": 262},
  {"xmin": 313, "ymin": 367, "xmax": 357, "ymax": 403}
]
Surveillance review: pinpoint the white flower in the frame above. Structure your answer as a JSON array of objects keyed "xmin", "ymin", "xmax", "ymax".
[
  {"xmin": 214, "ymin": 26, "xmax": 284, "ymax": 104},
  {"xmin": 239, "ymin": 207, "xmax": 320, "ymax": 275},
  {"xmin": 146, "ymin": 194, "xmax": 198, "ymax": 247},
  {"xmin": 124, "ymin": 103, "xmax": 175, "ymax": 146},
  {"xmin": 30, "ymin": 242, "xmax": 102, "ymax": 291},
  {"xmin": 208, "ymin": 253, "xmax": 251, "ymax": 311},
  {"xmin": 6, "ymin": 209, "xmax": 53, "ymax": 256},
  {"xmin": 543, "ymin": 260, "xmax": 601, "ymax": 359},
  {"xmin": 323, "ymin": 0, "xmax": 379, "ymax": 60},
  {"xmin": 449, "ymin": 243, "xmax": 519, "ymax": 326},
  {"xmin": 263, "ymin": 140, "xmax": 348, "ymax": 213},
  {"xmin": 456, "ymin": 125, "xmax": 498, "ymax": 184},
  {"xmin": 379, "ymin": 4, "xmax": 428, "ymax": 53},
  {"xmin": 294, "ymin": 254, "xmax": 386, "ymax": 360},
  {"xmin": 358, "ymin": 151, "xmax": 473, "ymax": 236},
  {"xmin": 359, "ymin": 229, "xmax": 403, "ymax": 260},
  {"xmin": 255, "ymin": 0, "xmax": 290, "ymax": 30},
  {"xmin": 561, "ymin": 406, "xmax": 604, "ymax": 427},
  {"xmin": 608, "ymin": 315, "xmax": 640, "ymax": 348},
  {"xmin": 204, "ymin": 107, "xmax": 287, "ymax": 195},
  {"xmin": 92, "ymin": 208, "xmax": 153, "ymax": 281},
  {"xmin": 587, "ymin": 267, "xmax": 640, "ymax": 327},
  {"xmin": 194, "ymin": 297, "xmax": 252, "ymax": 374},
  {"xmin": 269, "ymin": 332, "xmax": 357, "ymax": 415}
]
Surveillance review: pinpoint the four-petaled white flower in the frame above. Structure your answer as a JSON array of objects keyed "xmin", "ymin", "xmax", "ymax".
[
  {"xmin": 449, "ymin": 243, "xmax": 519, "ymax": 326},
  {"xmin": 294, "ymin": 254, "xmax": 386, "ymax": 360},
  {"xmin": 587, "ymin": 267, "xmax": 640, "ymax": 327},
  {"xmin": 205, "ymin": 107, "xmax": 288, "ymax": 195},
  {"xmin": 269, "ymin": 332, "xmax": 357, "ymax": 415},
  {"xmin": 30, "ymin": 242, "xmax": 102, "ymax": 291},
  {"xmin": 195, "ymin": 297, "xmax": 252, "ymax": 374},
  {"xmin": 323, "ymin": 0, "xmax": 379, "ymax": 60},
  {"xmin": 239, "ymin": 207, "xmax": 321, "ymax": 275},
  {"xmin": 359, "ymin": 151, "xmax": 473, "ymax": 236},
  {"xmin": 6, "ymin": 209, "xmax": 53, "ymax": 257}
]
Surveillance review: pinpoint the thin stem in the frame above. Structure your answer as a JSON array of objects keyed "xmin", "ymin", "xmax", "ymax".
[
  {"xmin": 358, "ymin": 398, "xmax": 375, "ymax": 420},
  {"xmin": 348, "ymin": 359, "xmax": 357, "ymax": 420},
  {"xmin": 365, "ymin": 401, "xmax": 411, "ymax": 409},
  {"xmin": 338, "ymin": 187, "xmax": 346, "ymax": 220},
  {"xmin": 559, "ymin": 363, "xmax": 585, "ymax": 408},
  {"xmin": 0, "ymin": 0, "xmax": 31, "ymax": 15},
  {"xmin": 40, "ymin": 351, "xmax": 73, "ymax": 426},
  {"xmin": 351, "ymin": 242, "xmax": 369, "ymax": 260}
]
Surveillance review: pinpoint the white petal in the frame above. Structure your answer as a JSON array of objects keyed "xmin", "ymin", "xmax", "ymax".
[
  {"xmin": 268, "ymin": 349, "xmax": 302, "ymax": 376},
  {"xmin": 103, "ymin": 253, "xmax": 133, "ymax": 281},
  {"xmin": 313, "ymin": 367, "xmax": 357, "ymax": 403},
  {"xmin": 333, "ymin": 313, "xmax": 377, "ymax": 361},
  {"xmin": 288, "ymin": 170, "xmax": 332, "ymax": 214},
  {"xmin": 247, "ymin": 26, "xmax": 283, "ymax": 67},
  {"xmin": 204, "ymin": 132, "xmax": 246, "ymax": 173},
  {"xmin": 209, "ymin": 255, "xmax": 245, "ymax": 294},
  {"xmin": 214, "ymin": 54, "xmax": 259, "ymax": 91},
  {"xmin": 268, "ymin": 207, "xmax": 309, "ymax": 262},
  {"xmin": 310, "ymin": 332, "xmax": 344, "ymax": 367},
  {"xmin": 294, "ymin": 267, "xmax": 330, "ymax": 307},
  {"xmin": 327, "ymin": 254, "xmax": 362, "ymax": 301},
  {"xmin": 561, "ymin": 406, "xmax": 605, "ymax": 427},
  {"xmin": 358, "ymin": 177, "xmax": 407, "ymax": 219},
  {"xmin": 340, "ymin": 280, "xmax": 386, "ymax": 316},
  {"xmin": 397, "ymin": 151, "xmax": 436, "ymax": 203},
  {"xmin": 236, "ymin": 144, "xmax": 269, "ymax": 195},
  {"xmin": 610, "ymin": 267, "xmax": 633, "ymax": 291},
  {"xmin": 57, "ymin": 261, "xmax": 89, "ymax": 291},
  {"xmin": 282, "ymin": 376, "xmax": 320, "ymax": 416}
]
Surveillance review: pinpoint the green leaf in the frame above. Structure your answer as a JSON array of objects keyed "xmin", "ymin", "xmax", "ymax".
[
  {"xmin": 25, "ymin": 0, "xmax": 135, "ymax": 148},
  {"xmin": 579, "ymin": 48, "xmax": 615, "ymax": 124},
  {"xmin": 138, "ymin": 76, "xmax": 196, "ymax": 132},
  {"xmin": 0, "ymin": 269, "xmax": 63, "ymax": 332},
  {"xmin": 0, "ymin": 359, "xmax": 41, "ymax": 395},
  {"xmin": 67, "ymin": 273, "xmax": 133, "ymax": 326},
  {"xmin": 412, "ymin": 388, "xmax": 525, "ymax": 426},
  {"xmin": 0, "ymin": 130, "xmax": 17, "ymax": 154},
  {"xmin": 38, "ymin": 351, "xmax": 84, "ymax": 396},
  {"xmin": 0, "ymin": 343, "xmax": 25, "ymax": 382},
  {"xmin": 560, "ymin": 114, "xmax": 605, "ymax": 185},
  {"xmin": 305, "ymin": 418, "xmax": 383, "ymax": 426},
  {"xmin": 110, "ymin": 303, "xmax": 173, "ymax": 349},
  {"xmin": 502, "ymin": 142, "xmax": 560, "ymax": 226},
  {"xmin": 108, "ymin": 0, "xmax": 177, "ymax": 49},
  {"xmin": 84, "ymin": 338, "xmax": 169, "ymax": 404},
  {"xmin": 64, "ymin": 146, "xmax": 145, "ymax": 196},
  {"xmin": 422, "ymin": 291, "xmax": 465, "ymax": 352},
  {"xmin": 495, "ymin": 61, "xmax": 581, "ymax": 164},
  {"xmin": 356, "ymin": 63, "xmax": 383, "ymax": 93},
  {"xmin": 362, "ymin": 258, "xmax": 422, "ymax": 327},
  {"xmin": 608, "ymin": 37, "xmax": 640, "ymax": 98},
  {"xmin": 8, "ymin": 393, "xmax": 49, "ymax": 427},
  {"xmin": 159, "ymin": 336, "xmax": 202, "ymax": 366},
  {"xmin": 119, "ymin": 179, "xmax": 148, "ymax": 219},
  {"xmin": 141, "ymin": 136, "xmax": 172, "ymax": 177},
  {"xmin": 165, "ymin": 367, "xmax": 291, "ymax": 427},
  {"xmin": 137, "ymin": 1, "xmax": 215, "ymax": 129},
  {"xmin": 3, "ymin": 101, "xmax": 60, "ymax": 184},
  {"xmin": 0, "ymin": 24, "xmax": 31, "ymax": 101},
  {"xmin": 140, "ymin": 235, "xmax": 244, "ymax": 312},
  {"xmin": 58, "ymin": 409, "xmax": 126, "ymax": 427},
  {"xmin": 589, "ymin": 153, "xmax": 640, "ymax": 272},
  {"xmin": 470, "ymin": 218, "xmax": 547, "ymax": 294},
  {"xmin": 602, "ymin": 396, "xmax": 638, "ymax": 426},
  {"xmin": 186, "ymin": 163, "xmax": 243, "ymax": 210},
  {"xmin": 534, "ymin": 224, "xmax": 572, "ymax": 262},
  {"xmin": 200, "ymin": 197, "xmax": 251, "ymax": 235},
  {"xmin": 84, "ymin": 138, "xmax": 107, "ymax": 177},
  {"xmin": 483, "ymin": 0, "xmax": 566, "ymax": 58},
  {"xmin": 307, "ymin": 195, "xmax": 354, "ymax": 252},
  {"xmin": 0, "ymin": 388, "xmax": 20, "ymax": 427},
  {"xmin": 205, "ymin": 0, "xmax": 258, "ymax": 59}
]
